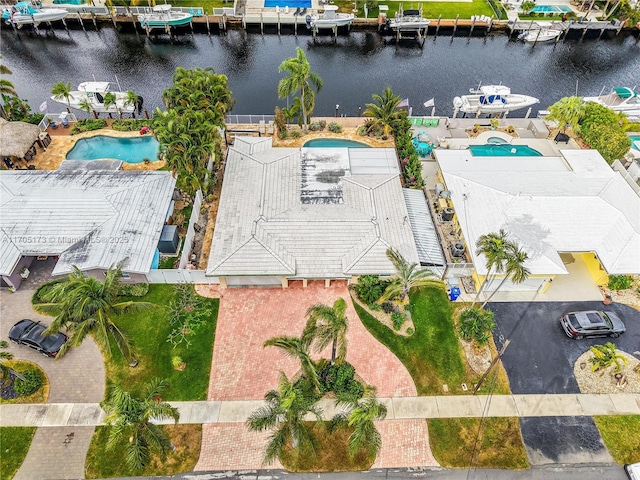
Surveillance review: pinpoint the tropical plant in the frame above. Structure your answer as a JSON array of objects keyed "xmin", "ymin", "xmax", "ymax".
[
  {"xmin": 608, "ymin": 275, "xmax": 633, "ymax": 291},
  {"xmin": 589, "ymin": 342, "xmax": 628, "ymax": 374},
  {"xmin": 458, "ymin": 307, "xmax": 497, "ymax": 346},
  {"xmin": 379, "ymin": 248, "xmax": 444, "ymax": 305},
  {"xmin": 103, "ymin": 92, "xmax": 118, "ymax": 117},
  {"xmin": 330, "ymin": 386, "xmax": 387, "ymax": 459},
  {"xmin": 124, "ymin": 90, "xmax": 139, "ymax": 116},
  {"xmin": 363, "ymin": 87, "xmax": 405, "ymax": 138},
  {"xmin": 264, "ymin": 335, "xmax": 321, "ymax": 393},
  {"xmin": 580, "ymin": 122, "xmax": 631, "ymax": 164},
  {"xmin": 481, "ymin": 243, "xmax": 530, "ymax": 308},
  {"xmin": 247, "ymin": 372, "xmax": 322, "ymax": 465},
  {"xmin": 303, "ymin": 298, "xmax": 349, "ymax": 365},
  {"xmin": 102, "ymin": 378, "xmax": 180, "ymax": 471},
  {"xmin": 51, "ymin": 81, "xmax": 72, "ymax": 106},
  {"xmin": 277, "ymin": 47, "xmax": 323, "ymax": 130},
  {"xmin": 317, "ymin": 360, "xmax": 364, "ymax": 403},
  {"xmin": 166, "ymin": 284, "xmax": 214, "ymax": 347},
  {"xmin": 472, "ymin": 229, "xmax": 513, "ymax": 308},
  {"xmin": 78, "ymin": 97, "xmax": 94, "ymax": 117},
  {"xmin": 0, "ymin": 340, "xmax": 14, "ymax": 381},
  {"xmin": 546, "ymin": 96, "xmax": 585, "ymax": 132},
  {"xmin": 354, "ymin": 275, "xmax": 390, "ymax": 304},
  {"xmin": 521, "ymin": 0, "xmax": 535, "ymax": 13},
  {"xmin": 13, "ymin": 369, "xmax": 41, "ymax": 397},
  {"xmin": 33, "ymin": 265, "xmax": 155, "ymax": 362}
]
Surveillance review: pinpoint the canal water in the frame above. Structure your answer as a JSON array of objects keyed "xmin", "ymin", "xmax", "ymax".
[{"xmin": 1, "ymin": 27, "xmax": 639, "ymax": 118}]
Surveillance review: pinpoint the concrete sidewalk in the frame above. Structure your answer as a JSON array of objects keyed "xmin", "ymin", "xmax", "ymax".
[{"xmin": 2, "ymin": 393, "xmax": 638, "ymax": 427}]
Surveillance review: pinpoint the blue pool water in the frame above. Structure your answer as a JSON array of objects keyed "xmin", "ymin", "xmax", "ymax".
[
  {"xmin": 630, "ymin": 135, "xmax": 640, "ymax": 150},
  {"xmin": 66, "ymin": 135, "xmax": 160, "ymax": 163},
  {"xmin": 531, "ymin": 4, "xmax": 572, "ymax": 13},
  {"xmin": 469, "ymin": 144, "xmax": 543, "ymax": 156},
  {"xmin": 264, "ymin": 0, "xmax": 311, "ymax": 7},
  {"xmin": 304, "ymin": 139, "xmax": 368, "ymax": 148}
]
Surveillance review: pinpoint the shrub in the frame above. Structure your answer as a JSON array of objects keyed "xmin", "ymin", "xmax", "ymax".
[
  {"xmin": 25, "ymin": 113, "xmax": 45, "ymax": 125},
  {"xmin": 14, "ymin": 369, "xmax": 42, "ymax": 397},
  {"xmin": 278, "ymin": 129, "xmax": 288, "ymax": 139},
  {"xmin": 70, "ymin": 119, "xmax": 107, "ymax": 135},
  {"xmin": 171, "ymin": 355, "xmax": 184, "ymax": 369},
  {"xmin": 589, "ymin": 342, "xmax": 627, "ymax": 374},
  {"xmin": 391, "ymin": 311, "xmax": 405, "ymax": 330},
  {"xmin": 318, "ymin": 120, "xmax": 327, "ymax": 129},
  {"xmin": 290, "ymin": 130, "xmax": 301, "ymax": 139},
  {"xmin": 111, "ymin": 119, "xmax": 152, "ymax": 132},
  {"xmin": 327, "ymin": 122, "xmax": 342, "ymax": 133},
  {"xmin": 117, "ymin": 283, "xmax": 150, "ymax": 297},
  {"xmin": 381, "ymin": 302, "xmax": 394, "ymax": 314},
  {"xmin": 166, "ymin": 284, "xmax": 215, "ymax": 347},
  {"xmin": 608, "ymin": 275, "xmax": 633, "ymax": 291},
  {"xmin": 318, "ymin": 361, "xmax": 364, "ymax": 402},
  {"xmin": 355, "ymin": 274, "xmax": 390, "ymax": 304},
  {"xmin": 308, "ymin": 122, "xmax": 322, "ymax": 131},
  {"xmin": 406, "ymin": 327, "xmax": 414, "ymax": 335},
  {"xmin": 458, "ymin": 307, "xmax": 496, "ymax": 346}
]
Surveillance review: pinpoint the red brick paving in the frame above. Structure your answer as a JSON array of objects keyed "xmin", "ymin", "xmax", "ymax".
[{"xmin": 372, "ymin": 419, "xmax": 439, "ymax": 468}]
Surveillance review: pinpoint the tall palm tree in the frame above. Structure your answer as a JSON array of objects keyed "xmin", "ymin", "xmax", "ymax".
[
  {"xmin": 303, "ymin": 298, "xmax": 349, "ymax": 365},
  {"xmin": 330, "ymin": 386, "xmax": 387, "ymax": 460},
  {"xmin": 34, "ymin": 265, "xmax": 155, "ymax": 361},
  {"xmin": 472, "ymin": 229, "xmax": 513, "ymax": 307},
  {"xmin": 379, "ymin": 248, "xmax": 445, "ymax": 305},
  {"xmin": 481, "ymin": 243, "xmax": 530, "ymax": 308},
  {"xmin": 248, "ymin": 372, "xmax": 322, "ymax": 465},
  {"xmin": 78, "ymin": 98, "xmax": 96, "ymax": 119},
  {"xmin": 264, "ymin": 336, "xmax": 320, "ymax": 393},
  {"xmin": 102, "ymin": 378, "xmax": 180, "ymax": 471},
  {"xmin": 547, "ymin": 96, "xmax": 585, "ymax": 133},
  {"xmin": 51, "ymin": 81, "xmax": 72, "ymax": 106},
  {"xmin": 124, "ymin": 90, "xmax": 139, "ymax": 117},
  {"xmin": 363, "ymin": 87, "xmax": 404, "ymax": 137},
  {"xmin": 277, "ymin": 47, "xmax": 323, "ymax": 130},
  {"xmin": 103, "ymin": 92, "xmax": 119, "ymax": 118}
]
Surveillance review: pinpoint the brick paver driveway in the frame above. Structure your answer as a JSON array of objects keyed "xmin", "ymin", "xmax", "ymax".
[{"xmin": 195, "ymin": 281, "xmax": 437, "ymax": 471}]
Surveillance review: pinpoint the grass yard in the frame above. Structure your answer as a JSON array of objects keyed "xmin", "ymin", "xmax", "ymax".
[
  {"xmin": 280, "ymin": 422, "xmax": 375, "ymax": 472},
  {"xmin": 333, "ymin": 0, "xmax": 496, "ymax": 19},
  {"xmin": 428, "ymin": 418, "xmax": 529, "ymax": 469},
  {"xmin": 106, "ymin": 284, "xmax": 219, "ymax": 401},
  {"xmin": 85, "ymin": 424, "xmax": 201, "ymax": 478},
  {"xmin": 0, "ymin": 427, "xmax": 36, "ymax": 480},
  {"xmin": 593, "ymin": 415, "xmax": 640, "ymax": 465}
]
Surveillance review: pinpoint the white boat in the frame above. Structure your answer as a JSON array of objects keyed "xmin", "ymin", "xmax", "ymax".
[
  {"xmin": 137, "ymin": 5, "xmax": 193, "ymax": 30},
  {"xmin": 2, "ymin": 1, "xmax": 68, "ymax": 26},
  {"xmin": 387, "ymin": 9, "xmax": 430, "ymax": 31},
  {"xmin": 306, "ymin": 5, "xmax": 354, "ymax": 29},
  {"xmin": 583, "ymin": 87, "xmax": 640, "ymax": 120},
  {"xmin": 453, "ymin": 85, "xmax": 539, "ymax": 115},
  {"xmin": 519, "ymin": 28, "xmax": 562, "ymax": 42},
  {"xmin": 50, "ymin": 81, "xmax": 141, "ymax": 114}
]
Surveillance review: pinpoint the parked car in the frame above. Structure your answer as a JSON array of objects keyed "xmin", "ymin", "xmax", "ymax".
[
  {"xmin": 8, "ymin": 319, "xmax": 67, "ymax": 357},
  {"xmin": 560, "ymin": 310, "xmax": 626, "ymax": 339},
  {"xmin": 625, "ymin": 462, "xmax": 640, "ymax": 480}
]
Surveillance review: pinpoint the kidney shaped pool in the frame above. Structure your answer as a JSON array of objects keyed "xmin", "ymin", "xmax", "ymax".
[{"xmin": 66, "ymin": 135, "xmax": 160, "ymax": 164}]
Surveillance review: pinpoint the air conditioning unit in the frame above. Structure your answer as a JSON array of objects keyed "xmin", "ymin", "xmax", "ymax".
[
  {"xmin": 451, "ymin": 243, "xmax": 465, "ymax": 258},
  {"xmin": 442, "ymin": 207, "xmax": 455, "ymax": 222}
]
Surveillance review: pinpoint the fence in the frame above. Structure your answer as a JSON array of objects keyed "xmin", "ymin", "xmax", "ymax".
[
  {"xmin": 179, "ymin": 190, "xmax": 204, "ymax": 270},
  {"xmin": 146, "ymin": 269, "xmax": 219, "ymax": 284},
  {"xmin": 57, "ymin": 5, "xmax": 109, "ymax": 14},
  {"xmin": 443, "ymin": 262, "xmax": 476, "ymax": 281},
  {"xmin": 225, "ymin": 114, "xmax": 275, "ymax": 124}
]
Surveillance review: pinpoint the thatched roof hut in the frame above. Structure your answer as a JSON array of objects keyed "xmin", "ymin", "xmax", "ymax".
[{"xmin": 0, "ymin": 118, "xmax": 40, "ymax": 158}]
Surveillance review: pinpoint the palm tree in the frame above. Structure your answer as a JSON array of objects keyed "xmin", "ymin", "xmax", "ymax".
[
  {"xmin": 547, "ymin": 96, "xmax": 585, "ymax": 133},
  {"xmin": 78, "ymin": 98, "xmax": 96, "ymax": 119},
  {"xmin": 480, "ymin": 243, "xmax": 530, "ymax": 308},
  {"xmin": 379, "ymin": 248, "xmax": 445, "ymax": 305},
  {"xmin": 264, "ymin": 336, "xmax": 320, "ymax": 393},
  {"xmin": 34, "ymin": 265, "xmax": 155, "ymax": 362},
  {"xmin": 0, "ymin": 79, "xmax": 18, "ymax": 120},
  {"xmin": 0, "ymin": 340, "xmax": 14, "ymax": 382},
  {"xmin": 330, "ymin": 386, "xmax": 387, "ymax": 460},
  {"xmin": 247, "ymin": 372, "xmax": 322, "ymax": 465},
  {"xmin": 51, "ymin": 81, "xmax": 72, "ymax": 106},
  {"xmin": 303, "ymin": 298, "xmax": 348, "ymax": 365},
  {"xmin": 472, "ymin": 229, "xmax": 513, "ymax": 307},
  {"xmin": 589, "ymin": 342, "xmax": 628, "ymax": 374},
  {"xmin": 363, "ymin": 87, "xmax": 405, "ymax": 137},
  {"xmin": 102, "ymin": 378, "xmax": 180, "ymax": 471},
  {"xmin": 103, "ymin": 92, "xmax": 119, "ymax": 118},
  {"xmin": 124, "ymin": 90, "xmax": 139, "ymax": 117},
  {"xmin": 277, "ymin": 47, "xmax": 323, "ymax": 131}
]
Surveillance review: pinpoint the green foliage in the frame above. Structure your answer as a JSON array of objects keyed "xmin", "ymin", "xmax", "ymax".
[
  {"xmin": 0, "ymin": 427, "xmax": 36, "ymax": 480},
  {"xmin": 393, "ymin": 115, "xmax": 423, "ymax": 188},
  {"xmin": 589, "ymin": 342, "xmax": 628, "ymax": 374},
  {"xmin": 327, "ymin": 122, "xmax": 343, "ymax": 133},
  {"xmin": 14, "ymin": 369, "xmax": 42, "ymax": 397},
  {"xmin": 608, "ymin": 274, "xmax": 633, "ymax": 291},
  {"xmin": 547, "ymin": 96, "xmax": 585, "ymax": 132},
  {"xmin": 24, "ymin": 113, "xmax": 45, "ymax": 125},
  {"xmin": 391, "ymin": 311, "xmax": 405, "ymax": 330},
  {"xmin": 274, "ymin": 106, "xmax": 288, "ymax": 137},
  {"xmin": 458, "ymin": 307, "xmax": 496, "ymax": 346},
  {"xmin": 278, "ymin": 47, "xmax": 323, "ymax": 130},
  {"xmin": 581, "ymin": 102, "xmax": 625, "ymax": 130},
  {"xmin": 111, "ymin": 119, "xmax": 152, "ymax": 131},
  {"xmin": 381, "ymin": 248, "xmax": 444, "ymax": 304},
  {"xmin": 1, "ymin": 95, "xmax": 32, "ymax": 121},
  {"xmin": 308, "ymin": 120, "xmax": 327, "ymax": 132},
  {"xmin": 580, "ymin": 122, "xmax": 631, "ymax": 164},
  {"xmin": 318, "ymin": 361, "xmax": 364, "ymax": 403},
  {"xmin": 364, "ymin": 0, "xmax": 377, "ymax": 9},
  {"xmin": 354, "ymin": 275, "xmax": 390, "ymax": 304},
  {"xmin": 520, "ymin": 0, "xmax": 535, "ymax": 13},
  {"xmin": 166, "ymin": 284, "xmax": 215, "ymax": 348},
  {"xmin": 290, "ymin": 130, "xmax": 301, "ymax": 138},
  {"xmin": 406, "ymin": 327, "xmax": 414, "ymax": 335},
  {"xmin": 32, "ymin": 279, "xmax": 64, "ymax": 304},
  {"xmin": 380, "ymin": 301, "xmax": 394, "ymax": 314},
  {"xmin": 70, "ymin": 119, "xmax": 107, "ymax": 135},
  {"xmin": 593, "ymin": 415, "xmax": 640, "ymax": 465},
  {"xmin": 623, "ymin": 122, "xmax": 640, "ymax": 132},
  {"xmin": 117, "ymin": 283, "xmax": 150, "ymax": 297}
]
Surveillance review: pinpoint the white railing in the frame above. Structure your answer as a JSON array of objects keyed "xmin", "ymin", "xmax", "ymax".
[
  {"xmin": 146, "ymin": 269, "xmax": 219, "ymax": 284},
  {"xmin": 57, "ymin": 5, "xmax": 109, "ymax": 14},
  {"xmin": 115, "ymin": 5, "xmax": 204, "ymax": 16},
  {"xmin": 226, "ymin": 114, "xmax": 275, "ymax": 124},
  {"xmin": 443, "ymin": 262, "xmax": 476, "ymax": 281},
  {"xmin": 179, "ymin": 190, "xmax": 204, "ymax": 269}
]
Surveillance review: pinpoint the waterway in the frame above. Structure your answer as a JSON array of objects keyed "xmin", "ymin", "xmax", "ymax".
[{"xmin": 1, "ymin": 27, "xmax": 639, "ymax": 118}]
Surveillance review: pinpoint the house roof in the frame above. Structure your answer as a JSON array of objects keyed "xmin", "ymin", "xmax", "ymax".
[
  {"xmin": 436, "ymin": 149, "xmax": 640, "ymax": 276},
  {"xmin": 0, "ymin": 170, "xmax": 175, "ymax": 276},
  {"xmin": 207, "ymin": 138, "xmax": 419, "ymax": 278}
]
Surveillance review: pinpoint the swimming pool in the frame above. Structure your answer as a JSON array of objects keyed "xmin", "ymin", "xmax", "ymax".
[
  {"xmin": 630, "ymin": 135, "xmax": 640, "ymax": 151},
  {"xmin": 264, "ymin": 0, "xmax": 311, "ymax": 8},
  {"xmin": 469, "ymin": 144, "xmax": 543, "ymax": 156},
  {"xmin": 303, "ymin": 139, "xmax": 368, "ymax": 148},
  {"xmin": 66, "ymin": 135, "xmax": 160, "ymax": 164},
  {"xmin": 531, "ymin": 4, "xmax": 573, "ymax": 13}
]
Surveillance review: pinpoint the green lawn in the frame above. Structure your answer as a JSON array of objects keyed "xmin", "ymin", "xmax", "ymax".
[
  {"xmin": 0, "ymin": 427, "xmax": 37, "ymax": 480},
  {"xmin": 333, "ymin": 0, "xmax": 496, "ymax": 20},
  {"xmin": 428, "ymin": 418, "xmax": 529, "ymax": 469},
  {"xmin": 106, "ymin": 284, "xmax": 219, "ymax": 401},
  {"xmin": 593, "ymin": 415, "xmax": 640, "ymax": 465}
]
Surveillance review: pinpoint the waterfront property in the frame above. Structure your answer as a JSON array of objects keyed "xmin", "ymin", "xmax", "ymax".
[
  {"xmin": 206, "ymin": 136, "xmax": 444, "ymax": 287},
  {"xmin": 0, "ymin": 169, "xmax": 175, "ymax": 290},
  {"xmin": 66, "ymin": 135, "xmax": 160, "ymax": 163}
]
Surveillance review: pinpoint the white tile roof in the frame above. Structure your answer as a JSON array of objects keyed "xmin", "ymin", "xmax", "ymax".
[
  {"xmin": 207, "ymin": 138, "xmax": 419, "ymax": 278},
  {"xmin": 0, "ymin": 170, "xmax": 175, "ymax": 276},
  {"xmin": 436, "ymin": 149, "xmax": 640, "ymax": 276}
]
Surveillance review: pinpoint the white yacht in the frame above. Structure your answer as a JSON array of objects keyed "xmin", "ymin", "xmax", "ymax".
[
  {"xmin": 519, "ymin": 27, "xmax": 562, "ymax": 42},
  {"xmin": 137, "ymin": 5, "xmax": 193, "ymax": 30},
  {"xmin": 386, "ymin": 9, "xmax": 430, "ymax": 31},
  {"xmin": 583, "ymin": 87, "xmax": 640, "ymax": 120},
  {"xmin": 306, "ymin": 5, "xmax": 354, "ymax": 29},
  {"xmin": 453, "ymin": 85, "xmax": 539, "ymax": 115},
  {"xmin": 50, "ymin": 82, "xmax": 140, "ymax": 114},
  {"xmin": 2, "ymin": 1, "xmax": 68, "ymax": 26}
]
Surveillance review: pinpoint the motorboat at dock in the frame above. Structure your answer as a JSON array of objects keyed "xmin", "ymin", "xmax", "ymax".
[
  {"xmin": 50, "ymin": 81, "xmax": 141, "ymax": 115},
  {"xmin": 137, "ymin": 5, "xmax": 193, "ymax": 30},
  {"xmin": 453, "ymin": 84, "xmax": 539, "ymax": 116},
  {"xmin": 386, "ymin": 9, "xmax": 430, "ymax": 31},
  {"xmin": 306, "ymin": 5, "xmax": 354, "ymax": 29},
  {"xmin": 583, "ymin": 87, "xmax": 640, "ymax": 121},
  {"xmin": 2, "ymin": 1, "xmax": 68, "ymax": 27}
]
